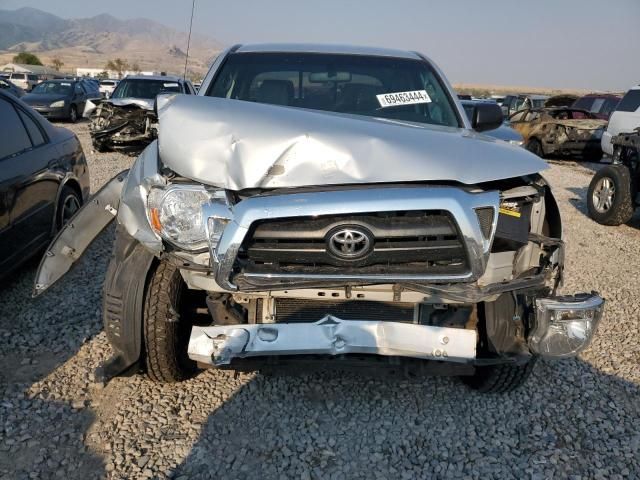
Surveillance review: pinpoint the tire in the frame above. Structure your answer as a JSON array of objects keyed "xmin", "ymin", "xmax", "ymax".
[
  {"xmin": 525, "ymin": 138, "xmax": 544, "ymax": 158},
  {"xmin": 462, "ymin": 358, "xmax": 537, "ymax": 393},
  {"xmin": 56, "ymin": 185, "xmax": 82, "ymax": 230},
  {"xmin": 587, "ymin": 164, "xmax": 635, "ymax": 226},
  {"xmin": 92, "ymin": 138, "xmax": 108, "ymax": 152},
  {"xmin": 69, "ymin": 105, "xmax": 78, "ymax": 123},
  {"xmin": 143, "ymin": 261, "xmax": 197, "ymax": 382}
]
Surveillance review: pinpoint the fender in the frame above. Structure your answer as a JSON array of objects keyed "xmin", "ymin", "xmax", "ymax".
[
  {"xmin": 33, "ymin": 170, "xmax": 129, "ymax": 296},
  {"xmin": 98, "ymin": 224, "xmax": 156, "ymax": 382}
]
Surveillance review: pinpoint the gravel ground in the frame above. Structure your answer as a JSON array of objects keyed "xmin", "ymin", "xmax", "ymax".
[{"xmin": 1, "ymin": 121, "xmax": 639, "ymax": 480}]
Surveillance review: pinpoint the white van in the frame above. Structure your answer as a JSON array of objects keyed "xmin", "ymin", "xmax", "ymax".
[
  {"xmin": 602, "ymin": 85, "xmax": 640, "ymax": 156},
  {"xmin": 8, "ymin": 72, "xmax": 39, "ymax": 91}
]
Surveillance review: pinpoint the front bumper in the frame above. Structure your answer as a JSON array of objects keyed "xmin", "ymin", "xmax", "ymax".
[
  {"xmin": 187, "ymin": 292, "xmax": 604, "ymax": 368},
  {"xmin": 553, "ymin": 139, "xmax": 602, "ymax": 156},
  {"xmin": 32, "ymin": 105, "xmax": 68, "ymax": 119},
  {"xmin": 188, "ymin": 317, "xmax": 477, "ymax": 366}
]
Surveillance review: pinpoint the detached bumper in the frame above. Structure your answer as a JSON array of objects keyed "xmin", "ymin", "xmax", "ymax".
[{"xmin": 188, "ymin": 317, "xmax": 477, "ymax": 367}]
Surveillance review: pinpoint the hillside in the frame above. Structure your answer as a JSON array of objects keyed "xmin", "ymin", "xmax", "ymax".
[{"xmin": 0, "ymin": 7, "xmax": 223, "ymax": 79}]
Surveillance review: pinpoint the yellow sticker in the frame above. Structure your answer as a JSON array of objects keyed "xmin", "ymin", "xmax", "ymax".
[{"xmin": 499, "ymin": 207, "xmax": 521, "ymax": 218}]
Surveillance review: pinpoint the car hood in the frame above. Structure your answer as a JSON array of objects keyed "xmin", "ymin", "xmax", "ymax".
[
  {"xmin": 157, "ymin": 95, "xmax": 548, "ymax": 190},
  {"xmin": 22, "ymin": 93, "xmax": 68, "ymax": 104},
  {"xmin": 486, "ymin": 123, "xmax": 523, "ymax": 143},
  {"xmin": 108, "ymin": 97, "xmax": 154, "ymax": 110}
]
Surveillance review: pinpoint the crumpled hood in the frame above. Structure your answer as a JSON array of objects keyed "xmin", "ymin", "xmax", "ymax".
[
  {"xmin": 158, "ymin": 95, "xmax": 548, "ymax": 190},
  {"xmin": 108, "ymin": 97, "xmax": 155, "ymax": 110}
]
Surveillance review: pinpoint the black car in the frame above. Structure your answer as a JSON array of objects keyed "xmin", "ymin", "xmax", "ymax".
[
  {"xmin": 21, "ymin": 79, "xmax": 98, "ymax": 122},
  {"xmin": 0, "ymin": 90, "xmax": 90, "ymax": 279}
]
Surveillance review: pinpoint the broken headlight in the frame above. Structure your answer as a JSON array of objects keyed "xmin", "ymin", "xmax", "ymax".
[
  {"xmin": 529, "ymin": 294, "xmax": 604, "ymax": 358},
  {"xmin": 147, "ymin": 185, "xmax": 227, "ymax": 251}
]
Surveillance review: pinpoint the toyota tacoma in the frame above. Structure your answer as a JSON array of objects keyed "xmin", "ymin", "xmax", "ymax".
[{"xmin": 34, "ymin": 44, "xmax": 604, "ymax": 393}]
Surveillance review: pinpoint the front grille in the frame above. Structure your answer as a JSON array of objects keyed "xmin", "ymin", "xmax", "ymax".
[
  {"xmin": 237, "ymin": 211, "xmax": 468, "ymax": 276},
  {"xmin": 274, "ymin": 298, "xmax": 416, "ymax": 323}
]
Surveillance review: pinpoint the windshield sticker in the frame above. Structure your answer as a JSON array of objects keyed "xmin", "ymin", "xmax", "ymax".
[
  {"xmin": 376, "ymin": 90, "xmax": 431, "ymax": 108},
  {"xmin": 163, "ymin": 82, "xmax": 179, "ymax": 88}
]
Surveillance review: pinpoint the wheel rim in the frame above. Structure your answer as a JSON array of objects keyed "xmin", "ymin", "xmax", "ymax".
[
  {"xmin": 592, "ymin": 177, "xmax": 615, "ymax": 213},
  {"xmin": 70, "ymin": 107, "xmax": 77, "ymax": 121},
  {"xmin": 61, "ymin": 194, "xmax": 80, "ymax": 225}
]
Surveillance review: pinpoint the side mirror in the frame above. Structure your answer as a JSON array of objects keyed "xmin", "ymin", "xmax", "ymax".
[
  {"xmin": 154, "ymin": 93, "xmax": 176, "ymax": 117},
  {"xmin": 472, "ymin": 103, "xmax": 503, "ymax": 132}
]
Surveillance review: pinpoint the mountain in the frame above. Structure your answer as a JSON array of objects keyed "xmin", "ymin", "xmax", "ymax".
[{"xmin": 0, "ymin": 7, "xmax": 223, "ymax": 78}]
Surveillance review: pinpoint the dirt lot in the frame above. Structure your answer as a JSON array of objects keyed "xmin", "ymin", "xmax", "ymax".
[{"xmin": 1, "ymin": 120, "xmax": 639, "ymax": 480}]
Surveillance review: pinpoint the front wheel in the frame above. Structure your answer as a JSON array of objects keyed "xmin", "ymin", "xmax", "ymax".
[
  {"xmin": 587, "ymin": 164, "xmax": 635, "ymax": 226},
  {"xmin": 526, "ymin": 138, "xmax": 544, "ymax": 158},
  {"xmin": 143, "ymin": 261, "xmax": 197, "ymax": 382},
  {"xmin": 56, "ymin": 186, "xmax": 82, "ymax": 230},
  {"xmin": 461, "ymin": 358, "xmax": 538, "ymax": 393}
]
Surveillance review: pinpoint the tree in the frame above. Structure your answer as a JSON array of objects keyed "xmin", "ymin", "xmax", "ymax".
[
  {"xmin": 96, "ymin": 71, "xmax": 109, "ymax": 80},
  {"xmin": 51, "ymin": 57, "xmax": 64, "ymax": 71},
  {"xmin": 12, "ymin": 52, "xmax": 43, "ymax": 66},
  {"xmin": 130, "ymin": 62, "xmax": 140, "ymax": 74},
  {"xmin": 105, "ymin": 58, "xmax": 129, "ymax": 78}
]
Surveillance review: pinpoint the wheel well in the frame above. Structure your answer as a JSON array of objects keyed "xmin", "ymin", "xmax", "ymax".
[{"xmin": 62, "ymin": 178, "xmax": 83, "ymax": 205}]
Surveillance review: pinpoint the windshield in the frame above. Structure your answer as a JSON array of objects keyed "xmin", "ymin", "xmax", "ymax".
[
  {"xmin": 206, "ymin": 52, "xmax": 461, "ymax": 128},
  {"xmin": 31, "ymin": 82, "xmax": 72, "ymax": 95},
  {"xmin": 111, "ymin": 79, "xmax": 182, "ymax": 99}
]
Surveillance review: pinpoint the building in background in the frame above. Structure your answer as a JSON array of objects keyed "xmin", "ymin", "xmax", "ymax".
[
  {"xmin": 76, "ymin": 67, "xmax": 164, "ymax": 79},
  {"xmin": 1, "ymin": 63, "xmax": 61, "ymax": 79}
]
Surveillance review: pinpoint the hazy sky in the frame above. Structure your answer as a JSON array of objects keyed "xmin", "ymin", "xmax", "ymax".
[{"xmin": 1, "ymin": 0, "xmax": 639, "ymax": 91}]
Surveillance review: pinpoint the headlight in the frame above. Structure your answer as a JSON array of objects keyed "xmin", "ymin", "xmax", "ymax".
[
  {"xmin": 147, "ymin": 185, "xmax": 228, "ymax": 251},
  {"xmin": 509, "ymin": 139, "xmax": 524, "ymax": 147},
  {"xmin": 529, "ymin": 293, "xmax": 604, "ymax": 358},
  {"xmin": 50, "ymin": 100, "xmax": 65, "ymax": 108}
]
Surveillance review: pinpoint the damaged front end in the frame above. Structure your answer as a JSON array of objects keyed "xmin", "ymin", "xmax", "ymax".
[
  {"xmin": 88, "ymin": 100, "xmax": 157, "ymax": 154},
  {"xmin": 36, "ymin": 96, "xmax": 605, "ymax": 382}
]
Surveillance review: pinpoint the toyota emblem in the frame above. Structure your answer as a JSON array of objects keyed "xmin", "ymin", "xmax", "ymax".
[{"xmin": 327, "ymin": 227, "xmax": 373, "ymax": 259}]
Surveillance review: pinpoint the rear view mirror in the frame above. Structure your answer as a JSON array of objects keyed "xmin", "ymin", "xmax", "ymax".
[
  {"xmin": 308, "ymin": 71, "xmax": 352, "ymax": 83},
  {"xmin": 472, "ymin": 103, "xmax": 503, "ymax": 132}
]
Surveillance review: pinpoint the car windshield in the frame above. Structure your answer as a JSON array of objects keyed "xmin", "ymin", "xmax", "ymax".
[
  {"xmin": 531, "ymin": 98, "xmax": 546, "ymax": 109},
  {"xmin": 31, "ymin": 82, "xmax": 72, "ymax": 95},
  {"xmin": 206, "ymin": 52, "xmax": 461, "ymax": 128},
  {"xmin": 111, "ymin": 79, "xmax": 182, "ymax": 99}
]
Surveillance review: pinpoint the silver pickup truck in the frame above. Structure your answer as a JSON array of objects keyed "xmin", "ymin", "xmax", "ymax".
[{"xmin": 35, "ymin": 44, "xmax": 604, "ymax": 393}]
